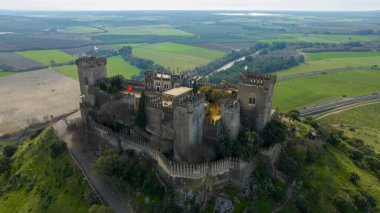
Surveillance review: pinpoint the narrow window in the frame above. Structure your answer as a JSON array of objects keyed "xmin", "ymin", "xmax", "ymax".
[{"xmin": 249, "ymin": 97, "xmax": 256, "ymax": 105}]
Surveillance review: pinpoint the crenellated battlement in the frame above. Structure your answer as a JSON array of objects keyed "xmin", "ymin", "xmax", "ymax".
[
  {"xmin": 76, "ymin": 56, "xmax": 107, "ymax": 69},
  {"xmin": 173, "ymin": 94, "xmax": 205, "ymax": 108},
  {"xmin": 239, "ymin": 71, "xmax": 277, "ymax": 87}
]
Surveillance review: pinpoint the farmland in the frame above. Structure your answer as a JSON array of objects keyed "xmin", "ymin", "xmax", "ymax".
[
  {"xmin": 276, "ymin": 55, "xmax": 380, "ymax": 77},
  {"xmin": 307, "ymin": 51, "xmax": 380, "ymax": 61},
  {"xmin": 321, "ymin": 103, "xmax": 380, "ymax": 130},
  {"xmin": 17, "ymin": 50, "xmax": 76, "ymax": 65},
  {"xmin": 107, "ymin": 56, "xmax": 141, "ymax": 79},
  {"xmin": 105, "ymin": 24, "xmax": 194, "ymax": 36},
  {"xmin": 54, "ymin": 56, "xmax": 141, "ymax": 80},
  {"xmin": 0, "ymin": 68, "xmax": 79, "ymax": 136},
  {"xmin": 260, "ymin": 33, "xmax": 380, "ymax": 43},
  {"xmin": 133, "ymin": 42, "xmax": 226, "ymax": 71},
  {"xmin": 273, "ymin": 69, "xmax": 380, "ymax": 112},
  {"xmin": 0, "ymin": 52, "xmax": 42, "ymax": 69},
  {"xmin": 0, "ymin": 71, "xmax": 16, "ymax": 77},
  {"xmin": 58, "ymin": 26, "xmax": 104, "ymax": 34}
]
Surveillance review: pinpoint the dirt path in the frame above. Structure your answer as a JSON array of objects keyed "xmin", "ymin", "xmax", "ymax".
[{"xmin": 53, "ymin": 112, "xmax": 133, "ymax": 213}]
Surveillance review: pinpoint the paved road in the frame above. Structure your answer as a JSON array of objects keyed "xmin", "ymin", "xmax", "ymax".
[
  {"xmin": 53, "ymin": 112, "xmax": 133, "ymax": 213},
  {"xmin": 299, "ymin": 93, "xmax": 380, "ymax": 116}
]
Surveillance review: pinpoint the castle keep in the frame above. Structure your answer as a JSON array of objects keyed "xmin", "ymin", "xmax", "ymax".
[{"xmin": 77, "ymin": 56, "xmax": 276, "ymax": 183}]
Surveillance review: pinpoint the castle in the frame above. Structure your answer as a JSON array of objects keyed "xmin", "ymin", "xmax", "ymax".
[{"xmin": 77, "ymin": 57, "xmax": 276, "ymax": 181}]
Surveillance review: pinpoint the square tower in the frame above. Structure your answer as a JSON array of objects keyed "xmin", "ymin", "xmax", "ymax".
[{"xmin": 238, "ymin": 71, "xmax": 276, "ymax": 132}]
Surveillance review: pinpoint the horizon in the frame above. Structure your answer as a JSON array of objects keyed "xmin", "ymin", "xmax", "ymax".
[{"xmin": 1, "ymin": 0, "xmax": 380, "ymax": 12}]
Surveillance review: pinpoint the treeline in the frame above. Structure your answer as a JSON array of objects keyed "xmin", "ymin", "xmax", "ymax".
[
  {"xmin": 0, "ymin": 64, "xmax": 48, "ymax": 72},
  {"xmin": 296, "ymin": 41, "xmax": 380, "ymax": 53},
  {"xmin": 119, "ymin": 46, "xmax": 167, "ymax": 72},
  {"xmin": 208, "ymin": 43, "xmax": 305, "ymax": 83}
]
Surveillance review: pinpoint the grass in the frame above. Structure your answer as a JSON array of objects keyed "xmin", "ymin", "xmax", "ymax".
[
  {"xmin": 276, "ymin": 56, "xmax": 380, "ymax": 77},
  {"xmin": 300, "ymin": 144, "xmax": 380, "ymax": 212},
  {"xmin": 320, "ymin": 103, "xmax": 380, "ymax": 130},
  {"xmin": 17, "ymin": 50, "xmax": 76, "ymax": 65},
  {"xmin": 107, "ymin": 56, "xmax": 141, "ymax": 79},
  {"xmin": 260, "ymin": 33, "xmax": 380, "ymax": 43},
  {"xmin": 54, "ymin": 65, "xmax": 79, "ymax": 80},
  {"xmin": 0, "ymin": 127, "xmax": 94, "ymax": 212},
  {"xmin": 133, "ymin": 42, "xmax": 226, "ymax": 72},
  {"xmin": 54, "ymin": 56, "xmax": 141, "ymax": 80},
  {"xmin": 0, "ymin": 71, "xmax": 16, "ymax": 77},
  {"xmin": 273, "ymin": 69, "xmax": 380, "ymax": 112},
  {"xmin": 307, "ymin": 51, "xmax": 380, "ymax": 61},
  {"xmin": 106, "ymin": 24, "xmax": 193, "ymax": 36},
  {"xmin": 58, "ymin": 26, "xmax": 104, "ymax": 34}
]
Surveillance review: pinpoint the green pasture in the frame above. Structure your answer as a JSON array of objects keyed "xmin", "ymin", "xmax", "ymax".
[
  {"xmin": 58, "ymin": 26, "xmax": 104, "ymax": 33},
  {"xmin": 276, "ymin": 56, "xmax": 380, "ymax": 77},
  {"xmin": 54, "ymin": 65, "xmax": 78, "ymax": 80},
  {"xmin": 54, "ymin": 56, "xmax": 141, "ymax": 80},
  {"xmin": 106, "ymin": 24, "xmax": 194, "ymax": 36},
  {"xmin": 342, "ymin": 127, "xmax": 380, "ymax": 154},
  {"xmin": 307, "ymin": 51, "xmax": 380, "ymax": 61},
  {"xmin": 17, "ymin": 50, "xmax": 76, "ymax": 65},
  {"xmin": 0, "ymin": 71, "xmax": 16, "ymax": 77},
  {"xmin": 321, "ymin": 103, "xmax": 380, "ymax": 130},
  {"xmin": 133, "ymin": 42, "xmax": 226, "ymax": 72},
  {"xmin": 260, "ymin": 33, "xmax": 380, "ymax": 43},
  {"xmin": 273, "ymin": 69, "xmax": 380, "ymax": 112},
  {"xmin": 107, "ymin": 56, "xmax": 141, "ymax": 79}
]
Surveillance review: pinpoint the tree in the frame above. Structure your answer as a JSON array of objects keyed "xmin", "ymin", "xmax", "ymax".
[
  {"xmin": 262, "ymin": 119, "xmax": 287, "ymax": 147},
  {"xmin": 136, "ymin": 90, "xmax": 147, "ymax": 128},
  {"xmin": 0, "ymin": 156, "xmax": 11, "ymax": 174},
  {"xmin": 119, "ymin": 46, "xmax": 132, "ymax": 57},
  {"xmin": 239, "ymin": 131, "xmax": 260, "ymax": 161},
  {"xmin": 3, "ymin": 145, "xmax": 18, "ymax": 158},
  {"xmin": 347, "ymin": 172, "xmax": 361, "ymax": 184}
]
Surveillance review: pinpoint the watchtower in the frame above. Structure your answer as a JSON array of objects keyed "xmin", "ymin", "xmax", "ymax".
[
  {"xmin": 76, "ymin": 56, "xmax": 107, "ymax": 105},
  {"xmin": 238, "ymin": 71, "xmax": 277, "ymax": 132}
]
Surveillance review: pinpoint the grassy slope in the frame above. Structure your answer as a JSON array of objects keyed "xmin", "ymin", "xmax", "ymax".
[
  {"xmin": 307, "ymin": 51, "xmax": 380, "ymax": 61},
  {"xmin": 300, "ymin": 144, "xmax": 380, "ymax": 212},
  {"xmin": 54, "ymin": 56, "xmax": 141, "ymax": 80},
  {"xmin": 17, "ymin": 50, "xmax": 76, "ymax": 65},
  {"xmin": 0, "ymin": 127, "xmax": 93, "ymax": 213},
  {"xmin": 133, "ymin": 43, "xmax": 225, "ymax": 72},
  {"xmin": 276, "ymin": 56, "xmax": 380, "ymax": 77},
  {"xmin": 273, "ymin": 69, "xmax": 380, "ymax": 112}
]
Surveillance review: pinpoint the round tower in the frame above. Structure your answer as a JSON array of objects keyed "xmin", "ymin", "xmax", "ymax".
[{"xmin": 76, "ymin": 56, "xmax": 107, "ymax": 105}]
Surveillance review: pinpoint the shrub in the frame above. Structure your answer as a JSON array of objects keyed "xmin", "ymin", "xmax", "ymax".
[
  {"xmin": 0, "ymin": 156, "xmax": 11, "ymax": 174},
  {"xmin": 349, "ymin": 191, "xmax": 373, "ymax": 213},
  {"xmin": 347, "ymin": 172, "xmax": 361, "ymax": 184},
  {"xmin": 3, "ymin": 145, "xmax": 18, "ymax": 158},
  {"xmin": 327, "ymin": 134, "xmax": 341, "ymax": 146},
  {"xmin": 262, "ymin": 119, "xmax": 287, "ymax": 147},
  {"xmin": 295, "ymin": 194, "xmax": 308, "ymax": 213},
  {"xmin": 277, "ymin": 156, "xmax": 299, "ymax": 177},
  {"xmin": 333, "ymin": 190, "xmax": 357, "ymax": 213},
  {"xmin": 349, "ymin": 150, "xmax": 363, "ymax": 161},
  {"xmin": 49, "ymin": 140, "xmax": 66, "ymax": 158}
]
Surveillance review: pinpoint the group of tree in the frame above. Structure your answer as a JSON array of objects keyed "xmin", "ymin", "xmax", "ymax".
[
  {"xmin": 0, "ymin": 145, "xmax": 18, "ymax": 175},
  {"xmin": 119, "ymin": 46, "xmax": 167, "ymax": 73}
]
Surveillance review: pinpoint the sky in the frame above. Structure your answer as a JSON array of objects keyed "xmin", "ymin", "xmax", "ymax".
[{"xmin": 0, "ymin": 0, "xmax": 380, "ymax": 11}]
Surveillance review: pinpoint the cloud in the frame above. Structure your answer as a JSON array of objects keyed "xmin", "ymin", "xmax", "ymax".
[{"xmin": 1, "ymin": 0, "xmax": 380, "ymax": 11}]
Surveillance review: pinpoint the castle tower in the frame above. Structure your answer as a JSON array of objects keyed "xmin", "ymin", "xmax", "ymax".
[
  {"xmin": 76, "ymin": 57, "xmax": 107, "ymax": 106},
  {"xmin": 221, "ymin": 100, "xmax": 240, "ymax": 140},
  {"xmin": 238, "ymin": 71, "xmax": 276, "ymax": 132},
  {"xmin": 173, "ymin": 94, "xmax": 205, "ymax": 163}
]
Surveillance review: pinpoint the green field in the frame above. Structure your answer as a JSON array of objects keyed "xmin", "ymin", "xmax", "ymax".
[
  {"xmin": 321, "ymin": 103, "xmax": 380, "ymax": 130},
  {"xmin": 0, "ymin": 127, "xmax": 94, "ymax": 212},
  {"xmin": 54, "ymin": 65, "xmax": 79, "ymax": 80},
  {"xmin": 0, "ymin": 71, "xmax": 16, "ymax": 77},
  {"xmin": 54, "ymin": 56, "xmax": 140, "ymax": 80},
  {"xmin": 260, "ymin": 33, "xmax": 380, "ymax": 43},
  {"xmin": 17, "ymin": 50, "xmax": 76, "ymax": 65},
  {"xmin": 273, "ymin": 69, "xmax": 380, "ymax": 112},
  {"xmin": 133, "ymin": 42, "xmax": 226, "ymax": 72},
  {"xmin": 307, "ymin": 51, "xmax": 380, "ymax": 61},
  {"xmin": 276, "ymin": 56, "xmax": 380, "ymax": 77},
  {"xmin": 58, "ymin": 26, "xmax": 104, "ymax": 33},
  {"xmin": 107, "ymin": 56, "xmax": 141, "ymax": 79},
  {"xmin": 106, "ymin": 24, "xmax": 193, "ymax": 36}
]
